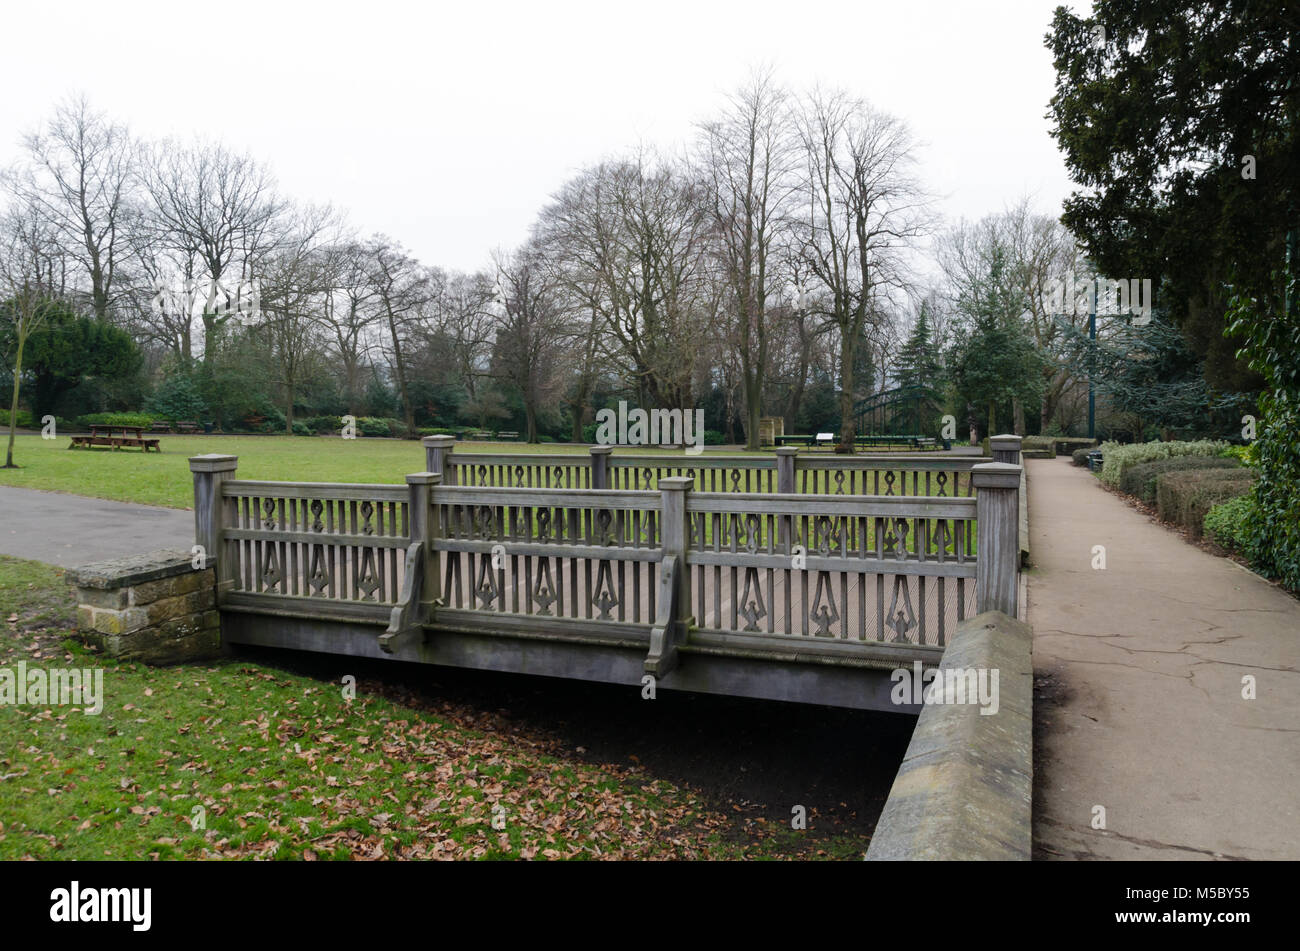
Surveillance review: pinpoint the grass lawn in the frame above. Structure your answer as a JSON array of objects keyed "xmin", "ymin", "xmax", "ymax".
[
  {"xmin": 0, "ymin": 554, "xmax": 869, "ymax": 860},
  {"xmin": 0, "ymin": 434, "xmax": 970, "ymax": 510}
]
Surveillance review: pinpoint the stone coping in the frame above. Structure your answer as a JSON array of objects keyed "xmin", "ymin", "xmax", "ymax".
[
  {"xmin": 865, "ymin": 610, "xmax": 1033, "ymax": 861},
  {"xmin": 67, "ymin": 549, "xmax": 198, "ymax": 590}
]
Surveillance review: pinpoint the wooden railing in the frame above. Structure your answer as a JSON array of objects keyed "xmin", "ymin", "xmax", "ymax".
[
  {"xmin": 191, "ymin": 451, "xmax": 1022, "ymax": 678},
  {"xmin": 214, "ymin": 477, "xmax": 413, "ymax": 621},
  {"xmin": 682, "ymin": 492, "xmax": 977, "ymax": 646},
  {"xmin": 422, "ymin": 437, "xmax": 984, "ymax": 498},
  {"xmin": 433, "ymin": 486, "xmax": 662, "ymax": 625}
]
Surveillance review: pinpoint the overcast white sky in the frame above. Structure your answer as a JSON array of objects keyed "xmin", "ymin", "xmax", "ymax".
[{"xmin": 1, "ymin": 0, "xmax": 1088, "ymax": 273}]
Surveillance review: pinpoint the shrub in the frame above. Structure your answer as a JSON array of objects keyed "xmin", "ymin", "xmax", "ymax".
[
  {"xmin": 147, "ymin": 374, "xmax": 206, "ymax": 422},
  {"xmin": 291, "ymin": 421, "xmax": 311, "ymax": 436},
  {"xmin": 1097, "ymin": 439, "xmax": 1230, "ymax": 486},
  {"xmin": 1204, "ymin": 493, "xmax": 1257, "ymax": 553},
  {"xmin": 0, "ymin": 409, "xmax": 34, "ymax": 429},
  {"xmin": 417, "ymin": 426, "xmax": 463, "ymax": 437},
  {"xmin": 76, "ymin": 412, "xmax": 156, "ymax": 429},
  {"xmin": 257, "ymin": 409, "xmax": 286, "ymax": 433},
  {"xmin": 356, "ymin": 417, "xmax": 392, "ymax": 437},
  {"xmin": 1118, "ymin": 456, "xmax": 1240, "ymax": 504},
  {"xmin": 703, "ymin": 429, "xmax": 725, "ymax": 446},
  {"xmin": 301, "ymin": 415, "xmax": 343, "ymax": 435},
  {"xmin": 1155, "ymin": 469, "xmax": 1257, "ymax": 538},
  {"xmin": 1226, "ymin": 279, "xmax": 1300, "ymax": 592},
  {"xmin": 1218, "ymin": 443, "xmax": 1259, "ymax": 467},
  {"xmin": 1071, "ymin": 447, "xmax": 1093, "ymax": 467}
]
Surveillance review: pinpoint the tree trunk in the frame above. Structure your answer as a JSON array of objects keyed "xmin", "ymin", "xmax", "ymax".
[
  {"xmin": 525, "ymin": 402, "xmax": 537, "ymax": 443},
  {"xmin": 386, "ymin": 312, "xmax": 414, "ymax": 434},
  {"xmin": 569, "ymin": 391, "xmax": 589, "ymax": 442},
  {"xmin": 743, "ymin": 374, "xmax": 762, "ymax": 451},
  {"xmin": 837, "ymin": 327, "xmax": 856, "ymax": 452},
  {"xmin": 1013, "ymin": 396, "xmax": 1025, "ymax": 436},
  {"xmin": 5, "ymin": 333, "xmax": 28, "ymax": 468}
]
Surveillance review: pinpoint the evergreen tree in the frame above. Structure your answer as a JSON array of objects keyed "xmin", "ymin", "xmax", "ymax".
[
  {"xmin": 896, "ymin": 305, "xmax": 943, "ymax": 393},
  {"xmin": 945, "ymin": 248, "xmax": 1044, "ymax": 438}
]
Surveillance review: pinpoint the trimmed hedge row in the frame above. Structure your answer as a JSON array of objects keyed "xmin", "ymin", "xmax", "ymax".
[
  {"xmin": 1155, "ymin": 469, "xmax": 1257, "ymax": 539},
  {"xmin": 1052, "ymin": 436, "xmax": 1097, "ymax": 455},
  {"xmin": 1020, "ymin": 435, "xmax": 1057, "ymax": 457},
  {"xmin": 76, "ymin": 412, "xmax": 157, "ymax": 429},
  {"xmin": 1098, "ymin": 439, "xmax": 1230, "ymax": 486},
  {"xmin": 1119, "ymin": 456, "xmax": 1241, "ymax": 504}
]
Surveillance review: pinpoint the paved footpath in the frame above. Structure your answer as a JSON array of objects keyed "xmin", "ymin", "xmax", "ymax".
[
  {"xmin": 1027, "ymin": 459, "xmax": 1300, "ymax": 860},
  {"xmin": 0, "ymin": 486, "xmax": 193, "ymax": 568}
]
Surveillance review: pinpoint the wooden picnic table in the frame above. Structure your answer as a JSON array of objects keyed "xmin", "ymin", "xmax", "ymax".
[{"xmin": 68, "ymin": 425, "xmax": 161, "ymax": 453}]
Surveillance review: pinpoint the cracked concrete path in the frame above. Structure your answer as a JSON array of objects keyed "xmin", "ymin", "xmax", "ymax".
[
  {"xmin": 1026, "ymin": 459, "xmax": 1299, "ymax": 860},
  {"xmin": 0, "ymin": 486, "xmax": 193, "ymax": 568}
]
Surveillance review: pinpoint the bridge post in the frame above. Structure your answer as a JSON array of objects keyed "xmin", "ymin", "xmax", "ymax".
[
  {"xmin": 422, "ymin": 435, "xmax": 457, "ymax": 485},
  {"xmin": 775, "ymin": 446, "xmax": 798, "ymax": 494},
  {"xmin": 990, "ymin": 434, "xmax": 1022, "ymax": 466},
  {"xmin": 190, "ymin": 454, "xmax": 238, "ymax": 593},
  {"xmin": 408, "ymin": 471, "xmax": 441, "ymax": 611},
  {"xmin": 645, "ymin": 476, "xmax": 693, "ymax": 676},
  {"xmin": 972, "ymin": 462, "xmax": 1021, "ymax": 618},
  {"xmin": 589, "ymin": 444, "xmax": 613, "ymax": 490}
]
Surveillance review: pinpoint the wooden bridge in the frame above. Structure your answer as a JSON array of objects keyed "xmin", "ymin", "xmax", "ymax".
[{"xmin": 191, "ymin": 436, "xmax": 1024, "ymax": 714}]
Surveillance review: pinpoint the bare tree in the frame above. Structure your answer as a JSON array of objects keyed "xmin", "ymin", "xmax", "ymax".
[
  {"xmin": 316, "ymin": 239, "xmax": 381, "ymax": 416},
  {"xmin": 17, "ymin": 96, "xmax": 136, "ymax": 321},
  {"xmin": 430, "ymin": 269, "xmax": 498, "ymax": 428},
  {"xmin": 143, "ymin": 140, "xmax": 289, "ymax": 364},
  {"xmin": 125, "ymin": 212, "xmax": 203, "ymax": 364},
  {"xmin": 538, "ymin": 153, "xmax": 713, "ymax": 412},
  {"xmin": 364, "ymin": 236, "xmax": 431, "ymax": 434},
  {"xmin": 491, "ymin": 244, "xmax": 570, "ymax": 442},
  {"xmin": 699, "ymin": 70, "xmax": 795, "ymax": 449},
  {"xmin": 256, "ymin": 207, "xmax": 341, "ymax": 432},
  {"xmin": 793, "ymin": 90, "xmax": 929, "ymax": 450},
  {"xmin": 1, "ymin": 201, "xmax": 64, "ymax": 467}
]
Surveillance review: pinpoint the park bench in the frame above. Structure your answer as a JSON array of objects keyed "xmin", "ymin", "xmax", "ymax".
[
  {"xmin": 774, "ymin": 433, "xmax": 939, "ymax": 452},
  {"xmin": 150, "ymin": 421, "xmax": 172, "ymax": 434},
  {"xmin": 463, "ymin": 430, "xmax": 492, "ymax": 440},
  {"xmin": 773, "ymin": 433, "xmax": 836, "ymax": 448},
  {"xmin": 176, "ymin": 420, "xmax": 201, "ymax": 433},
  {"xmin": 68, "ymin": 424, "xmax": 161, "ymax": 453},
  {"xmin": 497, "ymin": 431, "xmax": 520, "ymax": 441}
]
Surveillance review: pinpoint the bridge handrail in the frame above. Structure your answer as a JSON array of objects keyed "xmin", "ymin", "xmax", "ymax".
[{"xmin": 192, "ymin": 446, "xmax": 1021, "ymax": 675}]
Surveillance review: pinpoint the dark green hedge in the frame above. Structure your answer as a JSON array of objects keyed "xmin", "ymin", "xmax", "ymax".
[
  {"xmin": 1155, "ymin": 469, "xmax": 1257, "ymax": 539},
  {"xmin": 1119, "ymin": 456, "xmax": 1240, "ymax": 504},
  {"xmin": 1228, "ymin": 276, "xmax": 1300, "ymax": 592}
]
